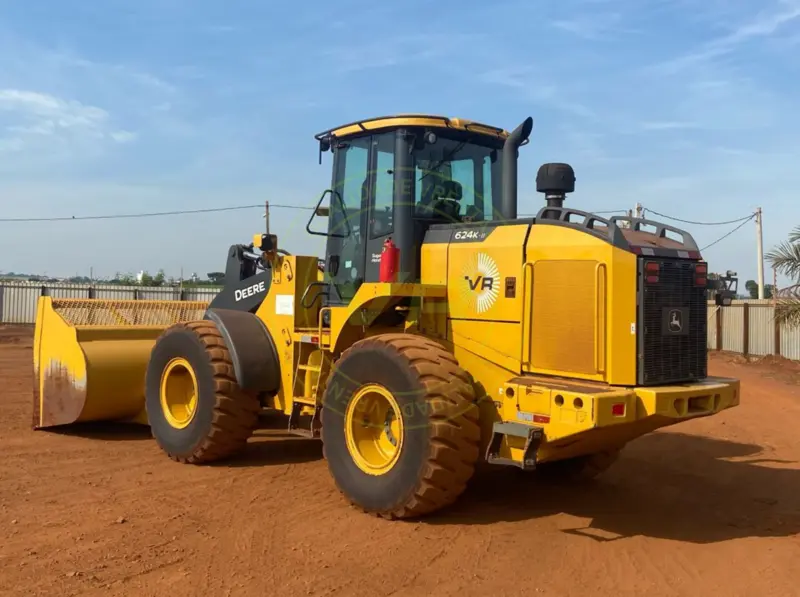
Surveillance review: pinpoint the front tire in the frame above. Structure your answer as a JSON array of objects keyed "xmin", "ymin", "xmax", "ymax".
[
  {"xmin": 321, "ymin": 333, "xmax": 480, "ymax": 519},
  {"xmin": 145, "ymin": 321, "xmax": 260, "ymax": 463}
]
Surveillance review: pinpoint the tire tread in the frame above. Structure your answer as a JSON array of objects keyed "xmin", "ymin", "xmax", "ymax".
[
  {"xmin": 321, "ymin": 333, "xmax": 480, "ymax": 519},
  {"xmin": 153, "ymin": 321, "xmax": 260, "ymax": 464}
]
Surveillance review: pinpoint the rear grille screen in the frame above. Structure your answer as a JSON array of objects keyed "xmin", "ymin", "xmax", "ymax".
[{"xmin": 639, "ymin": 259, "xmax": 707, "ymax": 385}]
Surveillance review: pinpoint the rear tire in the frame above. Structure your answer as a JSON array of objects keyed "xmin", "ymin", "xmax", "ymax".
[
  {"xmin": 321, "ymin": 333, "xmax": 480, "ymax": 519},
  {"xmin": 145, "ymin": 321, "xmax": 260, "ymax": 463}
]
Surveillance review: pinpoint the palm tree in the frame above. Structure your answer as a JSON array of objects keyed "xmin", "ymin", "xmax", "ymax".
[{"xmin": 766, "ymin": 225, "xmax": 800, "ymax": 326}]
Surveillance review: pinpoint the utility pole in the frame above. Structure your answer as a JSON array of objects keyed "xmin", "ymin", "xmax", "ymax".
[{"xmin": 755, "ymin": 207, "xmax": 765, "ymax": 299}]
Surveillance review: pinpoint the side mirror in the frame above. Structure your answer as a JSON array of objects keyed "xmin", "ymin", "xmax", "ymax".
[{"xmin": 318, "ymin": 138, "xmax": 331, "ymax": 165}]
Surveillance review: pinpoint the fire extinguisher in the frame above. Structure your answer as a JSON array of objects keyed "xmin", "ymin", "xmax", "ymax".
[{"xmin": 379, "ymin": 237, "xmax": 400, "ymax": 283}]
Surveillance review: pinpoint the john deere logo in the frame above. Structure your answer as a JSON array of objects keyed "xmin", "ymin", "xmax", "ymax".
[
  {"xmin": 668, "ymin": 309, "xmax": 683, "ymax": 332},
  {"xmin": 662, "ymin": 307, "xmax": 688, "ymax": 336},
  {"xmin": 463, "ymin": 252, "xmax": 500, "ymax": 313}
]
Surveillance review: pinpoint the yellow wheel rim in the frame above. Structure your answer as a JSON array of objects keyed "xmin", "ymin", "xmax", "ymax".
[
  {"xmin": 159, "ymin": 357, "xmax": 199, "ymax": 429},
  {"xmin": 344, "ymin": 383, "xmax": 404, "ymax": 476}
]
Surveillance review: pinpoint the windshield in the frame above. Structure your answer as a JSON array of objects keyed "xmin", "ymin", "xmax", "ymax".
[{"xmin": 411, "ymin": 133, "xmax": 504, "ymax": 223}]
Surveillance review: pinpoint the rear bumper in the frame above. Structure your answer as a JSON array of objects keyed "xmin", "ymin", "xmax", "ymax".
[
  {"xmin": 499, "ymin": 375, "xmax": 740, "ymax": 466},
  {"xmin": 571, "ymin": 376, "xmax": 740, "ymax": 430},
  {"xmin": 630, "ymin": 376, "xmax": 740, "ymax": 421},
  {"xmin": 504, "ymin": 375, "xmax": 740, "ymax": 442}
]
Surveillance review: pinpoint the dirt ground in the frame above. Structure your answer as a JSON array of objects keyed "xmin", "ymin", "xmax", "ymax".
[{"xmin": 1, "ymin": 326, "xmax": 798, "ymax": 597}]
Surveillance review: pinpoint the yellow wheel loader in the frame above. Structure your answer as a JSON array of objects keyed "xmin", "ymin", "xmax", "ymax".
[{"xmin": 33, "ymin": 114, "xmax": 740, "ymax": 519}]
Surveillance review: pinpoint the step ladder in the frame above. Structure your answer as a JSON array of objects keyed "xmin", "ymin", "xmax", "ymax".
[
  {"xmin": 288, "ymin": 401, "xmax": 321, "ymax": 438},
  {"xmin": 287, "ymin": 356, "xmax": 327, "ymax": 439},
  {"xmin": 287, "ymin": 310, "xmax": 332, "ymax": 438},
  {"xmin": 485, "ymin": 422, "xmax": 544, "ymax": 470}
]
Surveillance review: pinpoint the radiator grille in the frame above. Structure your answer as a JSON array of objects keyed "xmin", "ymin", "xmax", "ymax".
[{"xmin": 639, "ymin": 259, "xmax": 707, "ymax": 384}]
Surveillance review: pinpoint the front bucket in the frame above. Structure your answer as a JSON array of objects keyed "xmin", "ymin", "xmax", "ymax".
[{"xmin": 32, "ymin": 297, "xmax": 209, "ymax": 429}]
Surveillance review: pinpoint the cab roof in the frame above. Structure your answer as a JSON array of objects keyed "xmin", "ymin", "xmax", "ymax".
[{"xmin": 314, "ymin": 114, "xmax": 509, "ymax": 143}]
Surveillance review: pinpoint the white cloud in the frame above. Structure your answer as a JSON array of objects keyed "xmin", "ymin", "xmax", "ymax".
[
  {"xmin": 638, "ymin": 121, "xmax": 700, "ymax": 131},
  {"xmin": 649, "ymin": 3, "xmax": 800, "ymax": 75},
  {"xmin": 722, "ymin": 3, "xmax": 800, "ymax": 44},
  {"xmin": 622, "ymin": 4, "xmax": 800, "ymax": 138},
  {"xmin": 110, "ymin": 130, "xmax": 138, "ymax": 143},
  {"xmin": 549, "ymin": 12, "xmax": 637, "ymax": 40},
  {"xmin": 0, "ymin": 89, "xmax": 107, "ymax": 131},
  {"xmin": 479, "ymin": 67, "xmax": 596, "ymax": 120},
  {"xmin": 49, "ymin": 52, "xmax": 178, "ymax": 96},
  {"xmin": 321, "ymin": 32, "xmax": 489, "ymax": 74},
  {"xmin": 0, "ymin": 89, "xmax": 135, "ymax": 153}
]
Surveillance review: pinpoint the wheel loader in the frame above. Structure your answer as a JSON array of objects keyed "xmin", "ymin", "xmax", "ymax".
[{"xmin": 32, "ymin": 114, "xmax": 740, "ymax": 519}]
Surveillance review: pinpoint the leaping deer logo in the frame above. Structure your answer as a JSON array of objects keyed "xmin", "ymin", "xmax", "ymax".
[{"xmin": 668, "ymin": 309, "xmax": 683, "ymax": 332}]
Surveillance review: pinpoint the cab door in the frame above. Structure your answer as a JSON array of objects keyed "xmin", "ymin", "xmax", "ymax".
[
  {"xmin": 324, "ymin": 136, "xmax": 371, "ymax": 305},
  {"xmin": 363, "ymin": 133, "xmax": 397, "ymax": 282}
]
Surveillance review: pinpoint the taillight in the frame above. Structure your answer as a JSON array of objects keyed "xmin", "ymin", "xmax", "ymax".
[
  {"xmin": 695, "ymin": 262, "xmax": 707, "ymax": 286},
  {"xmin": 611, "ymin": 403, "xmax": 626, "ymax": 417},
  {"xmin": 645, "ymin": 261, "xmax": 659, "ymax": 284}
]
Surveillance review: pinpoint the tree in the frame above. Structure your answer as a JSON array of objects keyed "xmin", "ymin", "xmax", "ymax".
[
  {"xmin": 207, "ymin": 271, "xmax": 225, "ymax": 285},
  {"xmin": 766, "ymin": 225, "xmax": 800, "ymax": 326},
  {"xmin": 111, "ymin": 272, "xmax": 136, "ymax": 285},
  {"xmin": 744, "ymin": 280, "xmax": 774, "ymax": 299}
]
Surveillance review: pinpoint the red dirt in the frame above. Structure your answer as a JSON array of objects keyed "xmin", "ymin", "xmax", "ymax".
[{"xmin": 2, "ymin": 325, "xmax": 799, "ymax": 597}]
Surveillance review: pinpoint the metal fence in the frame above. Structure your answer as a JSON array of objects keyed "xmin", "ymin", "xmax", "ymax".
[
  {"xmin": 2, "ymin": 282, "xmax": 799, "ymax": 360},
  {"xmin": 707, "ymin": 299, "xmax": 800, "ymax": 360},
  {"xmin": 0, "ymin": 282, "xmax": 221, "ymax": 324}
]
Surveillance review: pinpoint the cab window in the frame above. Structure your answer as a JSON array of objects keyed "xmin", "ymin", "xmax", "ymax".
[
  {"xmin": 412, "ymin": 134, "xmax": 502, "ymax": 222},
  {"xmin": 370, "ymin": 134, "xmax": 395, "ymax": 239}
]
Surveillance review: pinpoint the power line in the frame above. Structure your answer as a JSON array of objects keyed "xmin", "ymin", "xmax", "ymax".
[
  {"xmin": 700, "ymin": 214, "xmax": 756, "ymax": 251},
  {"xmin": 4, "ymin": 202, "xmax": 627, "ymax": 223},
  {"xmin": 0, "ymin": 203, "xmax": 313, "ymax": 223},
  {"xmin": 643, "ymin": 207, "xmax": 755, "ymax": 226}
]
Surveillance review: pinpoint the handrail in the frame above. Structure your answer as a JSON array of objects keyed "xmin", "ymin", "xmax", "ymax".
[{"xmin": 609, "ymin": 215, "xmax": 700, "ymax": 251}]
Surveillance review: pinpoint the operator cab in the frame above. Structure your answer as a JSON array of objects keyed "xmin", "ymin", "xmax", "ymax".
[{"xmin": 308, "ymin": 115, "xmax": 532, "ymax": 306}]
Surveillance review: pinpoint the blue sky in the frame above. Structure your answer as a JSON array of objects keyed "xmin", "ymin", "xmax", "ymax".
[{"xmin": 0, "ymin": 0, "xmax": 798, "ymax": 285}]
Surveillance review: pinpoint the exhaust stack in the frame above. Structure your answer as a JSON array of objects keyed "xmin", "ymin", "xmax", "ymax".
[{"xmin": 500, "ymin": 116, "xmax": 534, "ymax": 220}]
